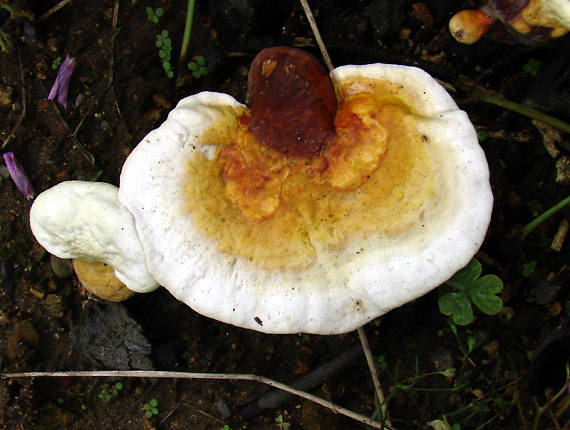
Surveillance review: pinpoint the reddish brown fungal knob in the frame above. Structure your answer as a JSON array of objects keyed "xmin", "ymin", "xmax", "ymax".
[
  {"xmin": 247, "ymin": 46, "xmax": 337, "ymax": 158},
  {"xmin": 449, "ymin": 9, "xmax": 494, "ymax": 44}
]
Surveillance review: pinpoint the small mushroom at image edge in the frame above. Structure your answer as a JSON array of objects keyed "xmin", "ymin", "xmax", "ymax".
[
  {"xmin": 30, "ymin": 181, "xmax": 159, "ymax": 302},
  {"xmin": 449, "ymin": 0, "xmax": 570, "ymax": 44},
  {"xmin": 30, "ymin": 47, "xmax": 492, "ymax": 333}
]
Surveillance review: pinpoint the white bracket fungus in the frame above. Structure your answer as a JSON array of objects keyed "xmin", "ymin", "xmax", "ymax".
[
  {"xmin": 117, "ymin": 49, "xmax": 493, "ymax": 334},
  {"xmin": 30, "ymin": 181, "xmax": 158, "ymax": 297}
]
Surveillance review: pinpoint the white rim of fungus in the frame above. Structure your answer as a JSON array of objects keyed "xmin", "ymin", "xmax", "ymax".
[
  {"xmin": 543, "ymin": 0, "xmax": 570, "ymax": 28},
  {"xmin": 119, "ymin": 65, "xmax": 493, "ymax": 334},
  {"xmin": 30, "ymin": 181, "xmax": 158, "ymax": 293}
]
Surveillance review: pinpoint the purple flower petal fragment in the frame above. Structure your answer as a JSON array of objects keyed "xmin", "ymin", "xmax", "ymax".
[
  {"xmin": 48, "ymin": 55, "xmax": 76, "ymax": 109},
  {"xmin": 3, "ymin": 152, "xmax": 34, "ymax": 199}
]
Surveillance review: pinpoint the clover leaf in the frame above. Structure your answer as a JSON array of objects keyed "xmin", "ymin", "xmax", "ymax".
[
  {"xmin": 438, "ymin": 291, "xmax": 474, "ymax": 326},
  {"xmin": 468, "ymin": 274, "xmax": 503, "ymax": 315},
  {"xmin": 438, "ymin": 259, "xmax": 503, "ymax": 326}
]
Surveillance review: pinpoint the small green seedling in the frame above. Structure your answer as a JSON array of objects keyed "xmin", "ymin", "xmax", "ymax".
[
  {"xmin": 146, "ymin": 7, "xmax": 164, "ymax": 24},
  {"xmin": 188, "ymin": 55, "xmax": 208, "ymax": 79},
  {"xmin": 375, "ymin": 354, "xmax": 388, "ymax": 372},
  {"xmin": 220, "ymin": 425, "xmax": 231, "ymax": 430},
  {"xmin": 438, "ymin": 258, "xmax": 503, "ymax": 326},
  {"xmin": 155, "ymin": 30, "xmax": 174, "ymax": 78},
  {"xmin": 52, "ymin": 56, "xmax": 63, "ymax": 70},
  {"xmin": 522, "ymin": 58, "xmax": 542, "ymax": 77},
  {"xmin": 98, "ymin": 381, "xmax": 123, "ymax": 402},
  {"xmin": 521, "ymin": 260, "xmax": 537, "ymax": 278},
  {"xmin": 144, "ymin": 398, "xmax": 159, "ymax": 418},
  {"xmin": 275, "ymin": 414, "xmax": 290, "ymax": 430}
]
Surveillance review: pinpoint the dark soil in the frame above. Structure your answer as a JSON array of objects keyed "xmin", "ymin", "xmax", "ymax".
[{"xmin": 1, "ymin": 1, "xmax": 569, "ymax": 429}]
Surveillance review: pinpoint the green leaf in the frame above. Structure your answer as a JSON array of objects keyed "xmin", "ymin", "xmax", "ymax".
[
  {"xmin": 522, "ymin": 260, "xmax": 537, "ymax": 278},
  {"xmin": 467, "ymin": 335, "xmax": 476, "ymax": 353},
  {"xmin": 438, "ymin": 292, "xmax": 474, "ymax": 326},
  {"xmin": 167, "ymin": 71, "xmax": 174, "ymax": 78},
  {"xmin": 445, "ymin": 259, "xmax": 482, "ymax": 291},
  {"xmin": 155, "ymin": 40, "xmax": 163, "ymax": 48},
  {"xmin": 161, "ymin": 30, "xmax": 169, "ymax": 38},
  {"xmin": 146, "ymin": 6, "xmax": 153, "ymax": 17},
  {"xmin": 196, "ymin": 56, "xmax": 205, "ymax": 65},
  {"xmin": 188, "ymin": 62, "xmax": 198, "ymax": 71},
  {"xmin": 427, "ymin": 420, "xmax": 453, "ymax": 430},
  {"xmin": 150, "ymin": 398, "xmax": 158, "ymax": 407},
  {"xmin": 155, "ymin": 8, "xmax": 164, "ymax": 17},
  {"xmin": 152, "ymin": 16, "xmax": 158, "ymax": 24},
  {"xmin": 145, "ymin": 410, "xmax": 153, "ymax": 419},
  {"xmin": 468, "ymin": 275, "xmax": 504, "ymax": 315}
]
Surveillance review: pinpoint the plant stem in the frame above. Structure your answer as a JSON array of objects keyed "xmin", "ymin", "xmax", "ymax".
[
  {"xmin": 470, "ymin": 88, "xmax": 570, "ymax": 134},
  {"xmin": 520, "ymin": 194, "xmax": 570, "ymax": 241},
  {"xmin": 37, "ymin": 0, "xmax": 73, "ymax": 23},
  {"xmin": 178, "ymin": 0, "xmax": 196, "ymax": 72}
]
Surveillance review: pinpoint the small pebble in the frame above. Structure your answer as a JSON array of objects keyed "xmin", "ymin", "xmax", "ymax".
[
  {"xmin": 0, "ymin": 86, "xmax": 12, "ymax": 109},
  {"xmin": 7, "ymin": 319, "xmax": 39, "ymax": 361},
  {"xmin": 43, "ymin": 293, "xmax": 66, "ymax": 318},
  {"xmin": 216, "ymin": 398, "xmax": 232, "ymax": 418},
  {"xmin": 50, "ymin": 255, "xmax": 74, "ymax": 278},
  {"xmin": 430, "ymin": 347, "xmax": 454, "ymax": 371}
]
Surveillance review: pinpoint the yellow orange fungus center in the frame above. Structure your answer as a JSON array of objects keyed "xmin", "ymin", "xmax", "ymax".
[{"xmin": 184, "ymin": 78, "xmax": 435, "ymax": 270}]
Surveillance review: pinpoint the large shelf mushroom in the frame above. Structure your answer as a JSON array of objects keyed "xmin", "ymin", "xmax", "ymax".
[{"xmin": 114, "ymin": 47, "xmax": 493, "ymax": 334}]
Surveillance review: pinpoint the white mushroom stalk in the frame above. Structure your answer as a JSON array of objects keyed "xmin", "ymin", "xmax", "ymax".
[
  {"xmin": 30, "ymin": 181, "xmax": 158, "ymax": 295},
  {"xmin": 119, "ymin": 47, "xmax": 493, "ymax": 334}
]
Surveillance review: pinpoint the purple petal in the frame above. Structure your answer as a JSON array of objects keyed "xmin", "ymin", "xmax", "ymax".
[
  {"xmin": 47, "ymin": 75, "xmax": 60, "ymax": 101},
  {"xmin": 48, "ymin": 55, "xmax": 76, "ymax": 109},
  {"xmin": 3, "ymin": 152, "xmax": 35, "ymax": 199}
]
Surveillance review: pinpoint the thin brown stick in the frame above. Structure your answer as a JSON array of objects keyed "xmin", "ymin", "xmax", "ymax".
[
  {"xmin": 50, "ymin": 101, "xmax": 95, "ymax": 166},
  {"xmin": 2, "ymin": 51, "xmax": 25, "ymax": 149},
  {"xmin": 37, "ymin": 0, "xmax": 73, "ymax": 23},
  {"xmin": 2, "ymin": 370, "xmax": 389, "ymax": 429},
  {"xmin": 108, "ymin": 0, "xmax": 125, "ymax": 126},
  {"xmin": 358, "ymin": 327, "xmax": 392, "ymax": 429},
  {"xmin": 299, "ymin": 0, "xmax": 333, "ymax": 72},
  {"xmin": 297, "ymin": 1, "xmax": 392, "ymax": 425}
]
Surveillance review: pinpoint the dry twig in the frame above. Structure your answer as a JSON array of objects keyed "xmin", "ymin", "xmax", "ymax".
[
  {"xmin": 2, "ymin": 51, "xmax": 25, "ymax": 149},
  {"xmin": 299, "ymin": 0, "xmax": 333, "ymax": 72},
  {"xmin": 2, "ymin": 370, "xmax": 389, "ymax": 429},
  {"xmin": 37, "ymin": 0, "xmax": 74, "ymax": 23}
]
